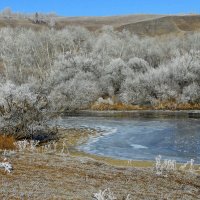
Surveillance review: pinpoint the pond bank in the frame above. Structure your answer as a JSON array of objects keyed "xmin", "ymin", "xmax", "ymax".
[{"xmin": 57, "ymin": 128, "xmax": 154, "ymax": 168}]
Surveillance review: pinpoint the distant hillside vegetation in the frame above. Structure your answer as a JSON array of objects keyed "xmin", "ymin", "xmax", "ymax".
[{"xmin": 0, "ymin": 14, "xmax": 200, "ymax": 36}]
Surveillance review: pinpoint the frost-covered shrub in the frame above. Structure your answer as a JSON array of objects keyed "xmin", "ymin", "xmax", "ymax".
[
  {"xmin": 121, "ymin": 51, "xmax": 200, "ymax": 105},
  {"xmin": 54, "ymin": 26, "xmax": 92, "ymax": 53},
  {"xmin": 153, "ymin": 84, "xmax": 178, "ymax": 102},
  {"xmin": 94, "ymin": 32, "xmax": 123, "ymax": 58},
  {"xmin": 181, "ymin": 83, "xmax": 200, "ymax": 103},
  {"xmin": 93, "ymin": 188, "xmax": 116, "ymax": 200},
  {"xmin": 0, "ymin": 29, "xmax": 55, "ymax": 83},
  {"xmin": 119, "ymin": 78, "xmax": 149, "ymax": 105},
  {"xmin": 103, "ymin": 58, "xmax": 126, "ymax": 93},
  {"xmin": 48, "ymin": 53, "xmax": 78, "ymax": 86},
  {"xmin": 93, "ymin": 188, "xmax": 131, "ymax": 200},
  {"xmin": 127, "ymin": 57, "xmax": 150, "ymax": 73},
  {"xmin": 49, "ymin": 72, "xmax": 100, "ymax": 111},
  {"xmin": 0, "ymin": 81, "xmax": 51, "ymax": 139}
]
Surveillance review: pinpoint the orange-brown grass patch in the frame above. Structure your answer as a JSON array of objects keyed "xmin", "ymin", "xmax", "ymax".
[
  {"xmin": 91, "ymin": 102, "xmax": 148, "ymax": 111},
  {"xmin": 0, "ymin": 135, "xmax": 16, "ymax": 150},
  {"xmin": 91, "ymin": 100, "xmax": 200, "ymax": 111},
  {"xmin": 154, "ymin": 100, "xmax": 200, "ymax": 110}
]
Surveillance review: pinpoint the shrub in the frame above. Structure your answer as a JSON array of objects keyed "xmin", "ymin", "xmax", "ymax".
[{"xmin": 0, "ymin": 82, "xmax": 53, "ymax": 139}]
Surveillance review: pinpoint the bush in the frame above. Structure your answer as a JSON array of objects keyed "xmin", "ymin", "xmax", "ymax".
[{"xmin": 0, "ymin": 82, "xmax": 53, "ymax": 139}]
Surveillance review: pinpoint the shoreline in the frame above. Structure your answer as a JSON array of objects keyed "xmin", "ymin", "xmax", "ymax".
[
  {"xmin": 57, "ymin": 127, "xmax": 155, "ymax": 168},
  {"xmin": 70, "ymin": 150, "xmax": 154, "ymax": 168},
  {"xmin": 78, "ymin": 109, "xmax": 200, "ymax": 114},
  {"xmin": 65, "ymin": 109, "xmax": 200, "ymax": 119},
  {"xmin": 58, "ymin": 127, "xmax": 200, "ymax": 168}
]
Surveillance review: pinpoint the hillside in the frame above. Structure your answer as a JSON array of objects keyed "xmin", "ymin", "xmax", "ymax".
[
  {"xmin": 0, "ymin": 14, "xmax": 200, "ymax": 35},
  {"xmin": 117, "ymin": 15, "xmax": 200, "ymax": 36}
]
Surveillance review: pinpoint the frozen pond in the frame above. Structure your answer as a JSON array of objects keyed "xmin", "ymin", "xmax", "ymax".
[{"xmin": 57, "ymin": 111, "xmax": 200, "ymax": 163}]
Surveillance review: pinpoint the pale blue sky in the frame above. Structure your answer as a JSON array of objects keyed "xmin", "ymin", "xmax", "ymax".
[{"xmin": 0, "ymin": 0, "xmax": 199, "ymax": 16}]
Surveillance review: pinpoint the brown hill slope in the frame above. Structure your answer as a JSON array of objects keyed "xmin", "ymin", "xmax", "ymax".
[
  {"xmin": 0, "ymin": 14, "xmax": 200, "ymax": 36},
  {"xmin": 0, "ymin": 18, "xmax": 48, "ymax": 30},
  {"xmin": 56, "ymin": 14, "xmax": 164, "ymax": 31},
  {"xmin": 117, "ymin": 15, "xmax": 200, "ymax": 36}
]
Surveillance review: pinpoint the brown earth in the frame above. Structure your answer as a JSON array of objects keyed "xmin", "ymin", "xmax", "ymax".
[{"xmin": 117, "ymin": 15, "xmax": 200, "ymax": 36}]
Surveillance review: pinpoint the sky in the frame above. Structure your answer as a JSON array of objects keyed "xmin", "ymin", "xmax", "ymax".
[{"xmin": 0, "ymin": 0, "xmax": 199, "ymax": 16}]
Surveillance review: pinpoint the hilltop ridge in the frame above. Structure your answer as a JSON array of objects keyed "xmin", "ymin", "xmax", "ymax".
[{"xmin": 0, "ymin": 14, "xmax": 200, "ymax": 35}]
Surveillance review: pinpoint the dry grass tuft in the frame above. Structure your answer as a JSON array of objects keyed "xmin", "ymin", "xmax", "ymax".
[{"xmin": 0, "ymin": 135, "xmax": 16, "ymax": 150}]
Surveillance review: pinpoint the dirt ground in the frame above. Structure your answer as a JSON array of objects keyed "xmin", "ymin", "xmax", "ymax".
[{"xmin": 0, "ymin": 129, "xmax": 200, "ymax": 199}]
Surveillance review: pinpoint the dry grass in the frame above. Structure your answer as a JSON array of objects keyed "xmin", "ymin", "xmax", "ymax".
[
  {"xmin": 71, "ymin": 151, "xmax": 154, "ymax": 168},
  {"xmin": 0, "ymin": 151, "xmax": 200, "ymax": 199},
  {"xmin": 91, "ymin": 102, "xmax": 147, "ymax": 111},
  {"xmin": 0, "ymin": 135, "xmax": 16, "ymax": 150},
  {"xmin": 91, "ymin": 100, "xmax": 200, "ymax": 111},
  {"xmin": 154, "ymin": 100, "xmax": 200, "ymax": 110}
]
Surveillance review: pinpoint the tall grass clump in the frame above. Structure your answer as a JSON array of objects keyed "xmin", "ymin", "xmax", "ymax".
[{"xmin": 0, "ymin": 135, "xmax": 15, "ymax": 150}]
